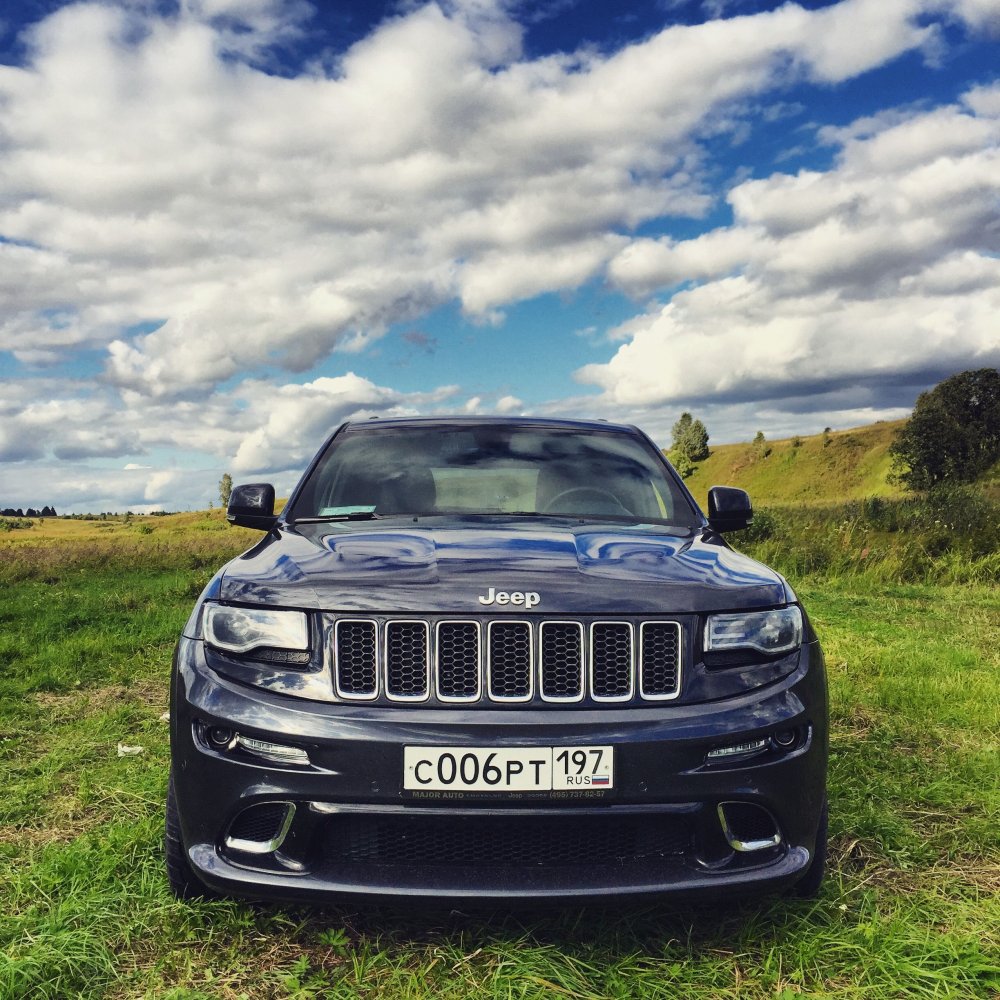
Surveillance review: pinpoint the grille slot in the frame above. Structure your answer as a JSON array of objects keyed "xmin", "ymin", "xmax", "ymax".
[
  {"xmin": 591, "ymin": 622, "xmax": 634, "ymax": 701},
  {"xmin": 436, "ymin": 621, "xmax": 481, "ymax": 701},
  {"xmin": 639, "ymin": 622, "xmax": 682, "ymax": 700},
  {"xmin": 326, "ymin": 813, "xmax": 692, "ymax": 868},
  {"xmin": 540, "ymin": 621, "xmax": 584, "ymax": 702},
  {"xmin": 488, "ymin": 621, "xmax": 533, "ymax": 701},
  {"xmin": 385, "ymin": 621, "xmax": 430, "ymax": 701},
  {"xmin": 334, "ymin": 620, "xmax": 378, "ymax": 699}
]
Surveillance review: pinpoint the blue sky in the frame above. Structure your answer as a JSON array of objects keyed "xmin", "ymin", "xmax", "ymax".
[{"xmin": 0, "ymin": 0, "xmax": 998, "ymax": 512}]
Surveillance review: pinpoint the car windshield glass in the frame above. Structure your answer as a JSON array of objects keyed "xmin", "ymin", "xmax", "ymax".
[{"xmin": 291, "ymin": 423, "xmax": 698, "ymax": 526}]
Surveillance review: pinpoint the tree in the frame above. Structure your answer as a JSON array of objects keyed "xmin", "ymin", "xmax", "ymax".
[
  {"xmin": 219, "ymin": 472, "xmax": 233, "ymax": 508},
  {"xmin": 671, "ymin": 412, "xmax": 710, "ymax": 462},
  {"xmin": 890, "ymin": 368, "xmax": 1000, "ymax": 491},
  {"xmin": 752, "ymin": 431, "xmax": 771, "ymax": 459}
]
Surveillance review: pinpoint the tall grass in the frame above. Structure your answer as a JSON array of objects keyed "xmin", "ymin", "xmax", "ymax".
[{"xmin": 734, "ymin": 486, "xmax": 1000, "ymax": 585}]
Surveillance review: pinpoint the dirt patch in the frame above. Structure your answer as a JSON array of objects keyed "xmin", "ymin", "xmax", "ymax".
[
  {"xmin": 0, "ymin": 801, "xmax": 104, "ymax": 847},
  {"xmin": 34, "ymin": 678, "xmax": 168, "ymax": 714}
]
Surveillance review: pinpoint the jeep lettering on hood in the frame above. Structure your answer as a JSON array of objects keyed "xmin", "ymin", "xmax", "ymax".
[{"xmin": 478, "ymin": 587, "xmax": 540, "ymax": 608}]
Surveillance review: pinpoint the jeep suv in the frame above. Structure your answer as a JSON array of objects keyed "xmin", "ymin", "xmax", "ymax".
[{"xmin": 166, "ymin": 416, "xmax": 828, "ymax": 903}]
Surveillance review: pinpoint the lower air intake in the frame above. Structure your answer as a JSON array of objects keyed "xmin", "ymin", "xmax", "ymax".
[
  {"xmin": 326, "ymin": 813, "xmax": 692, "ymax": 868},
  {"xmin": 718, "ymin": 802, "xmax": 781, "ymax": 852},
  {"xmin": 225, "ymin": 802, "xmax": 295, "ymax": 854}
]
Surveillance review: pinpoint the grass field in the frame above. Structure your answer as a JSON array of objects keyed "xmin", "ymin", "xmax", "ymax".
[
  {"xmin": 1, "ymin": 509, "xmax": 998, "ymax": 998},
  {"xmin": 682, "ymin": 421, "xmax": 908, "ymax": 509}
]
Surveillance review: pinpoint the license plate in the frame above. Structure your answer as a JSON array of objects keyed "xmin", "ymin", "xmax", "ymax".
[{"xmin": 403, "ymin": 745, "xmax": 614, "ymax": 792}]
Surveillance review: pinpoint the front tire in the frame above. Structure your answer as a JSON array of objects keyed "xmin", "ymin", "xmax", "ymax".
[{"xmin": 165, "ymin": 770, "xmax": 217, "ymax": 900}]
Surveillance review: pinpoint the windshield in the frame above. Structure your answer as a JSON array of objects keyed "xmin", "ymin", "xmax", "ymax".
[{"xmin": 290, "ymin": 423, "xmax": 699, "ymax": 526}]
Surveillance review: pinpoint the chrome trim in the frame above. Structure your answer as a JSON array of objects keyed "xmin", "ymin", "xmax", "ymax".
[
  {"xmin": 384, "ymin": 620, "xmax": 431, "ymax": 702},
  {"xmin": 589, "ymin": 621, "xmax": 635, "ymax": 702},
  {"xmin": 225, "ymin": 802, "xmax": 296, "ymax": 855},
  {"xmin": 434, "ymin": 620, "xmax": 482, "ymax": 703},
  {"xmin": 486, "ymin": 619, "xmax": 534, "ymax": 702},
  {"xmin": 638, "ymin": 620, "xmax": 683, "ymax": 701},
  {"xmin": 717, "ymin": 802, "xmax": 783, "ymax": 852},
  {"xmin": 329, "ymin": 616, "xmax": 690, "ymax": 705},
  {"xmin": 333, "ymin": 618, "xmax": 380, "ymax": 701},
  {"xmin": 539, "ymin": 620, "xmax": 585, "ymax": 703}
]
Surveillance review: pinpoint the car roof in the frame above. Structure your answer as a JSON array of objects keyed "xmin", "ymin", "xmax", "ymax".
[{"xmin": 340, "ymin": 415, "xmax": 640, "ymax": 435}]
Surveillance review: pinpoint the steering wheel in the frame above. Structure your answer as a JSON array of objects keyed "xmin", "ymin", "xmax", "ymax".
[{"xmin": 541, "ymin": 487, "xmax": 629, "ymax": 515}]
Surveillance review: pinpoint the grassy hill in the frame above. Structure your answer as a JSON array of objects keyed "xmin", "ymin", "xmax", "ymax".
[{"xmin": 682, "ymin": 420, "xmax": 906, "ymax": 509}]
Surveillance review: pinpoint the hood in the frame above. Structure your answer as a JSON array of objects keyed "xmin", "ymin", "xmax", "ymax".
[{"xmin": 217, "ymin": 517, "xmax": 791, "ymax": 614}]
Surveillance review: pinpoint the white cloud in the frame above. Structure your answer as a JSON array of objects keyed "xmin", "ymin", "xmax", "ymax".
[
  {"xmin": 495, "ymin": 394, "xmax": 524, "ymax": 413},
  {"xmin": 586, "ymin": 86, "xmax": 1000, "ymax": 410},
  {"xmin": 0, "ymin": 0, "xmax": 975, "ymax": 400},
  {"xmin": 2, "ymin": 0, "xmax": 1000, "ymax": 510},
  {"xmin": 144, "ymin": 468, "xmax": 180, "ymax": 502},
  {"xmin": 229, "ymin": 373, "xmax": 461, "ymax": 473}
]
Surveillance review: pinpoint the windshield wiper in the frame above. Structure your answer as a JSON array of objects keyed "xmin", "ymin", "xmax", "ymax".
[{"xmin": 292, "ymin": 511, "xmax": 384, "ymax": 523}]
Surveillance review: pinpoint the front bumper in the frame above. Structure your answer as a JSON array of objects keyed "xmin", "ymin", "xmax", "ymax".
[{"xmin": 170, "ymin": 638, "xmax": 828, "ymax": 903}]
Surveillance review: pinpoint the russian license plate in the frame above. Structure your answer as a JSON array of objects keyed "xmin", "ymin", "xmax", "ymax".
[{"xmin": 403, "ymin": 745, "xmax": 614, "ymax": 792}]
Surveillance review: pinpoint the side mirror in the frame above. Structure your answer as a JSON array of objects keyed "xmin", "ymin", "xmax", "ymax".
[
  {"xmin": 707, "ymin": 486, "xmax": 752, "ymax": 533},
  {"xmin": 227, "ymin": 483, "xmax": 277, "ymax": 531}
]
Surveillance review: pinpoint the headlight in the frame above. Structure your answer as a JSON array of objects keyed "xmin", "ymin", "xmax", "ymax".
[
  {"xmin": 705, "ymin": 606, "xmax": 802, "ymax": 655},
  {"xmin": 204, "ymin": 605, "xmax": 309, "ymax": 655}
]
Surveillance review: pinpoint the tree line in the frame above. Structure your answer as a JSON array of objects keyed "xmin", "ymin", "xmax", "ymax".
[{"xmin": 1, "ymin": 506, "xmax": 57, "ymax": 518}]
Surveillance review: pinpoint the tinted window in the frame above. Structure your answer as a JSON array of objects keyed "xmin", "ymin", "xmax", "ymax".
[{"xmin": 292, "ymin": 424, "xmax": 697, "ymax": 526}]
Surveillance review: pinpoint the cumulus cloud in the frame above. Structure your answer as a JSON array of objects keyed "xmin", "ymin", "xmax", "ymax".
[
  {"xmin": 585, "ymin": 85, "xmax": 1000, "ymax": 411},
  {"xmin": 495, "ymin": 394, "xmax": 524, "ymax": 413},
  {"xmin": 0, "ymin": 0, "xmax": 976, "ymax": 400},
  {"xmin": 2, "ymin": 0, "xmax": 1000, "ymax": 509},
  {"xmin": 229, "ymin": 373, "xmax": 461, "ymax": 473}
]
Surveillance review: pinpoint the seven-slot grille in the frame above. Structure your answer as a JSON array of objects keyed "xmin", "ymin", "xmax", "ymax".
[{"xmin": 333, "ymin": 618, "xmax": 681, "ymax": 704}]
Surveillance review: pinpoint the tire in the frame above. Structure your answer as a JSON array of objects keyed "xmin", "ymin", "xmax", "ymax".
[
  {"xmin": 793, "ymin": 797, "xmax": 828, "ymax": 898},
  {"xmin": 164, "ymin": 770, "xmax": 218, "ymax": 900}
]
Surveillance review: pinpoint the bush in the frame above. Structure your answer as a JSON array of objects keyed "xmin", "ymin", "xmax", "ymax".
[
  {"xmin": 0, "ymin": 518, "xmax": 34, "ymax": 532},
  {"xmin": 667, "ymin": 449, "xmax": 696, "ymax": 479}
]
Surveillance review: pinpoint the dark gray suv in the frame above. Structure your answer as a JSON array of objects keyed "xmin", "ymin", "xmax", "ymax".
[{"xmin": 166, "ymin": 417, "xmax": 828, "ymax": 903}]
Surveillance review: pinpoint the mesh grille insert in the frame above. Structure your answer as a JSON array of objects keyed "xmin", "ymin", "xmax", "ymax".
[
  {"xmin": 326, "ymin": 813, "xmax": 692, "ymax": 867},
  {"xmin": 540, "ymin": 622, "xmax": 584, "ymax": 700},
  {"xmin": 227, "ymin": 803, "xmax": 289, "ymax": 845},
  {"xmin": 640, "ymin": 622, "xmax": 681, "ymax": 698},
  {"xmin": 437, "ymin": 622, "xmax": 481, "ymax": 700},
  {"xmin": 488, "ymin": 622, "xmax": 532, "ymax": 700},
  {"xmin": 721, "ymin": 803, "xmax": 780, "ymax": 846},
  {"xmin": 592, "ymin": 623, "xmax": 633, "ymax": 699},
  {"xmin": 385, "ymin": 621, "xmax": 429, "ymax": 699},
  {"xmin": 335, "ymin": 620, "xmax": 377, "ymax": 697}
]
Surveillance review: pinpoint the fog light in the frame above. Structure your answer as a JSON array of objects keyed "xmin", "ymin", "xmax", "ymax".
[
  {"xmin": 236, "ymin": 735, "xmax": 311, "ymax": 766},
  {"xmin": 773, "ymin": 729, "xmax": 797, "ymax": 748},
  {"xmin": 706, "ymin": 738, "xmax": 769, "ymax": 760},
  {"xmin": 207, "ymin": 726, "xmax": 234, "ymax": 748}
]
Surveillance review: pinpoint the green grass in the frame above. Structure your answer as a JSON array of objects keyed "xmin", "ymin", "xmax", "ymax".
[
  {"xmin": 1, "ymin": 523, "xmax": 998, "ymax": 998},
  {"xmin": 683, "ymin": 421, "xmax": 908, "ymax": 508}
]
